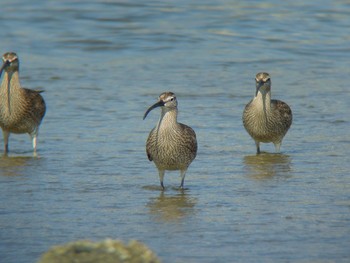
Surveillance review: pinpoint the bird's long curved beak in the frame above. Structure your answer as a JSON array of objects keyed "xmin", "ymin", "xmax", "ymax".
[
  {"xmin": 0, "ymin": 60, "xmax": 9, "ymax": 78},
  {"xmin": 143, "ymin": 100, "xmax": 164, "ymax": 120},
  {"xmin": 0, "ymin": 60, "xmax": 11, "ymax": 113},
  {"xmin": 255, "ymin": 81, "xmax": 263, "ymax": 96}
]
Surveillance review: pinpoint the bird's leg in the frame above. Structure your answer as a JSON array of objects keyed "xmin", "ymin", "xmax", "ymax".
[
  {"xmin": 274, "ymin": 141, "xmax": 281, "ymax": 153},
  {"xmin": 32, "ymin": 134, "xmax": 37, "ymax": 153},
  {"xmin": 255, "ymin": 141, "xmax": 261, "ymax": 154},
  {"xmin": 2, "ymin": 130, "xmax": 9, "ymax": 155},
  {"xmin": 158, "ymin": 170, "xmax": 165, "ymax": 190},
  {"xmin": 179, "ymin": 169, "xmax": 187, "ymax": 189},
  {"xmin": 30, "ymin": 132, "xmax": 39, "ymax": 157}
]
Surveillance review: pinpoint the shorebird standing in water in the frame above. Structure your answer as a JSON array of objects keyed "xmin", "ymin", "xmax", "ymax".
[
  {"xmin": 0, "ymin": 52, "xmax": 46, "ymax": 155},
  {"xmin": 143, "ymin": 92, "xmax": 197, "ymax": 189},
  {"xmin": 243, "ymin": 72, "xmax": 292, "ymax": 154}
]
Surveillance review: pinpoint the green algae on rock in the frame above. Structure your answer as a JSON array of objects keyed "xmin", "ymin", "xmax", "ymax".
[{"xmin": 38, "ymin": 239, "xmax": 161, "ymax": 263}]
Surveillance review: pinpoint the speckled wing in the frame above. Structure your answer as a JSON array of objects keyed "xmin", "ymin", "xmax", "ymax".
[
  {"xmin": 179, "ymin": 123, "xmax": 197, "ymax": 159},
  {"xmin": 242, "ymin": 99, "xmax": 253, "ymax": 127},
  {"xmin": 23, "ymin": 88, "xmax": 46, "ymax": 125},
  {"xmin": 146, "ymin": 127, "xmax": 155, "ymax": 162},
  {"xmin": 272, "ymin": 99, "xmax": 292, "ymax": 129}
]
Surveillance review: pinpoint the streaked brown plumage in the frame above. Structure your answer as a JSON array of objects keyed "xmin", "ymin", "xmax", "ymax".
[
  {"xmin": 143, "ymin": 92, "xmax": 197, "ymax": 189},
  {"xmin": 0, "ymin": 52, "xmax": 46, "ymax": 155},
  {"xmin": 243, "ymin": 72, "xmax": 292, "ymax": 154}
]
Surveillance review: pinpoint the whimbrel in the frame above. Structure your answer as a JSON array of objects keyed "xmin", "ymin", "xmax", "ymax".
[
  {"xmin": 0, "ymin": 52, "xmax": 46, "ymax": 155},
  {"xmin": 143, "ymin": 92, "xmax": 197, "ymax": 189},
  {"xmin": 243, "ymin": 72, "xmax": 292, "ymax": 154}
]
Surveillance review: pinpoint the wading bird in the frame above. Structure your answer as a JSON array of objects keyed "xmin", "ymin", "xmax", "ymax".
[
  {"xmin": 143, "ymin": 92, "xmax": 197, "ymax": 189},
  {"xmin": 0, "ymin": 52, "xmax": 46, "ymax": 155},
  {"xmin": 243, "ymin": 72, "xmax": 292, "ymax": 154}
]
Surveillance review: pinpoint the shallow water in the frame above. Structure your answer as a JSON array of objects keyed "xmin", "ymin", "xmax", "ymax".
[{"xmin": 0, "ymin": 0, "xmax": 349, "ymax": 262}]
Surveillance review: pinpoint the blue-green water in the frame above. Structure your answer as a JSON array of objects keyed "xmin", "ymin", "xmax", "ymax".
[{"xmin": 0, "ymin": 1, "xmax": 349, "ymax": 262}]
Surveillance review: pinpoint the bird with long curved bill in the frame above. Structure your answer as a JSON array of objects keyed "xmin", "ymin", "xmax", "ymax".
[
  {"xmin": 143, "ymin": 92, "xmax": 197, "ymax": 189},
  {"xmin": 243, "ymin": 72, "xmax": 292, "ymax": 154},
  {"xmin": 0, "ymin": 52, "xmax": 46, "ymax": 156}
]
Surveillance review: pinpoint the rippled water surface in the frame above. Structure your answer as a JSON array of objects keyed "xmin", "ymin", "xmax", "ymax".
[{"xmin": 1, "ymin": 1, "xmax": 349, "ymax": 262}]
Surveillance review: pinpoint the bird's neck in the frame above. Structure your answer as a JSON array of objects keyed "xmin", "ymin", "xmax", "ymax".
[
  {"xmin": 253, "ymin": 90, "xmax": 271, "ymax": 112},
  {"xmin": 1, "ymin": 71, "xmax": 21, "ymax": 92},
  {"xmin": 0, "ymin": 71, "xmax": 22, "ymax": 114},
  {"xmin": 157, "ymin": 108, "xmax": 178, "ymax": 131}
]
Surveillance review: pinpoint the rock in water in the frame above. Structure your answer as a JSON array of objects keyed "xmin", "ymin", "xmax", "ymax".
[{"xmin": 37, "ymin": 239, "xmax": 161, "ymax": 263}]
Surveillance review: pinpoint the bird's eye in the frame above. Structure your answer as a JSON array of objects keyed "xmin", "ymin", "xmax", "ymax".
[{"xmin": 170, "ymin": 97, "xmax": 174, "ymax": 101}]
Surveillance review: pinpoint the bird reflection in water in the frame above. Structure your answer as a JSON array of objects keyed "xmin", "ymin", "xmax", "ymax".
[
  {"xmin": 0, "ymin": 156, "xmax": 35, "ymax": 176},
  {"xmin": 147, "ymin": 191, "xmax": 196, "ymax": 223},
  {"xmin": 243, "ymin": 153, "xmax": 292, "ymax": 179}
]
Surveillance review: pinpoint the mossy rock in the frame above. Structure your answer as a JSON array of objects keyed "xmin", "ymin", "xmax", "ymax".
[{"xmin": 38, "ymin": 239, "xmax": 161, "ymax": 263}]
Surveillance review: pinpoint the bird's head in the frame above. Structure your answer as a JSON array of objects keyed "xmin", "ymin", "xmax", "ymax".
[
  {"xmin": 255, "ymin": 72, "xmax": 271, "ymax": 96},
  {"xmin": 0, "ymin": 52, "xmax": 19, "ymax": 78},
  {"xmin": 143, "ymin": 92, "xmax": 177, "ymax": 120}
]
